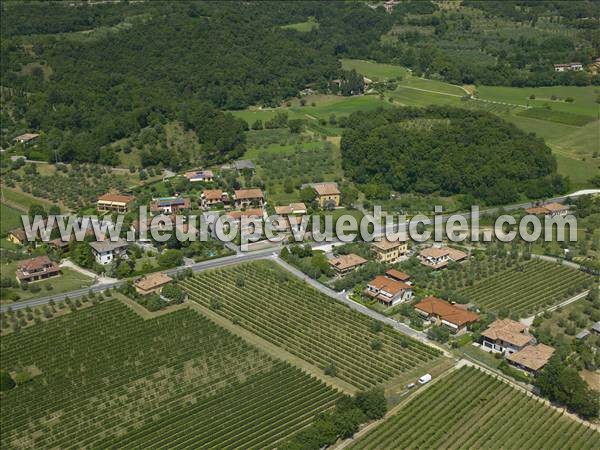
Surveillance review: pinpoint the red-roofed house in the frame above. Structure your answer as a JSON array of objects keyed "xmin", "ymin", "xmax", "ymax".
[
  {"xmin": 366, "ymin": 275, "xmax": 413, "ymax": 306},
  {"xmin": 97, "ymin": 193, "xmax": 135, "ymax": 213},
  {"xmin": 234, "ymin": 189, "xmax": 264, "ymax": 208},
  {"xmin": 16, "ymin": 256, "xmax": 60, "ymax": 283},
  {"xmin": 386, "ymin": 269, "xmax": 411, "ymax": 284},
  {"xmin": 415, "ymin": 296, "xmax": 479, "ymax": 334}
]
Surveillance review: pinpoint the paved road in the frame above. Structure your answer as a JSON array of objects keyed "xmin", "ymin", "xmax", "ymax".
[
  {"xmin": 0, "ymin": 249, "xmax": 273, "ymax": 313},
  {"xmin": 272, "ymin": 257, "xmax": 451, "ymax": 356}
]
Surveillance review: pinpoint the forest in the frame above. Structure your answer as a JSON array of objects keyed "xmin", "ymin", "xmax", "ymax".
[
  {"xmin": 1, "ymin": 1, "xmax": 598, "ymax": 165},
  {"xmin": 340, "ymin": 106, "xmax": 566, "ymax": 205}
]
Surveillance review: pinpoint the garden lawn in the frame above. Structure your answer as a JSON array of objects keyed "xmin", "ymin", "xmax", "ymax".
[{"xmin": 0, "ymin": 264, "xmax": 94, "ymax": 304}]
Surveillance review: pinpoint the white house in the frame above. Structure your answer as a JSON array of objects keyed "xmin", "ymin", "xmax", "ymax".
[
  {"xmin": 481, "ymin": 319, "xmax": 534, "ymax": 355},
  {"xmin": 365, "ymin": 275, "xmax": 413, "ymax": 307},
  {"xmin": 89, "ymin": 239, "xmax": 128, "ymax": 265}
]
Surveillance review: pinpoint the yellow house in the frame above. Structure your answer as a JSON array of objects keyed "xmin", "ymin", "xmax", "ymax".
[
  {"xmin": 372, "ymin": 238, "xmax": 408, "ymax": 264},
  {"xmin": 314, "ymin": 183, "xmax": 340, "ymax": 208},
  {"xmin": 7, "ymin": 228, "xmax": 26, "ymax": 245},
  {"xmin": 97, "ymin": 193, "xmax": 135, "ymax": 213}
]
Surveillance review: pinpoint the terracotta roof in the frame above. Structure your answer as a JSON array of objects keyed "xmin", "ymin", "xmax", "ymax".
[
  {"xmin": 386, "ymin": 269, "xmax": 410, "ymax": 281},
  {"xmin": 543, "ymin": 202, "xmax": 568, "ymax": 212},
  {"xmin": 481, "ymin": 319, "xmax": 532, "ymax": 347},
  {"xmin": 17, "ymin": 255, "xmax": 55, "ymax": 272},
  {"xmin": 420, "ymin": 247, "xmax": 450, "ymax": 258},
  {"xmin": 225, "ymin": 209, "xmax": 263, "ymax": 221},
  {"xmin": 415, "ymin": 296, "xmax": 479, "ymax": 327},
  {"xmin": 525, "ymin": 206, "xmax": 549, "ymax": 215},
  {"xmin": 367, "ymin": 275, "xmax": 411, "ymax": 295},
  {"xmin": 447, "ymin": 247, "xmax": 467, "ymax": 261},
  {"xmin": 97, "ymin": 193, "xmax": 135, "ymax": 204},
  {"xmin": 508, "ymin": 344, "xmax": 555, "ymax": 372},
  {"xmin": 135, "ymin": 272, "xmax": 172, "ymax": 291},
  {"xmin": 203, "ymin": 189, "xmax": 223, "ymax": 201},
  {"xmin": 313, "ymin": 182, "xmax": 340, "ymax": 196},
  {"xmin": 234, "ymin": 188, "xmax": 264, "ymax": 200},
  {"xmin": 185, "ymin": 169, "xmax": 213, "ymax": 180},
  {"xmin": 328, "ymin": 254, "xmax": 367, "ymax": 271},
  {"xmin": 372, "ymin": 237, "xmax": 406, "ymax": 251},
  {"xmin": 275, "ymin": 203, "xmax": 307, "ymax": 215}
]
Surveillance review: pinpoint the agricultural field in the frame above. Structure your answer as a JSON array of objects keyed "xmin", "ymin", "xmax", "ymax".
[
  {"xmin": 0, "ymin": 203, "xmax": 23, "ymax": 236},
  {"xmin": 281, "ymin": 17, "xmax": 319, "ymax": 32},
  {"xmin": 517, "ymin": 108, "xmax": 595, "ymax": 127},
  {"xmin": 0, "ymin": 301, "xmax": 341, "ymax": 449},
  {"xmin": 457, "ymin": 259, "xmax": 593, "ymax": 317},
  {"xmin": 179, "ymin": 260, "xmax": 442, "ymax": 390},
  {"xmin": 350, "ymin": 366, "xmax": 600, "ymax": 450}
]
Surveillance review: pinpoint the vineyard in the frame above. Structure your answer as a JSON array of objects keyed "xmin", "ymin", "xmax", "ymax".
[
  {"xmin": 179, "ymin": 260, "xmax": 441, "ymax": 390},
  {"xmin": 0, "ymin": 301, "xmax": 341, "ymax": 449},
  {"xmin": 458, "ymin": 259, "xmax": 593, "ymax": 316},
  {"xmin": 350, "ymin": 366, "xmax": 600, "ymax": 450}
]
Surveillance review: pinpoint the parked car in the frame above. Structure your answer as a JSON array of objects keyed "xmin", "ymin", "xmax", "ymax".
[
  {"xmin": 418, "ymin": 373, "xmax": 432, "ymax": 385},
  {"xmin": 406, "ymin": 382, "xmax": 416, "ymax": 389}
]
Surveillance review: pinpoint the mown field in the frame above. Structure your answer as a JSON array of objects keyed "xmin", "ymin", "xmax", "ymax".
[
  {"xmin": 350, "ymin": 366, "xmax": 600, "ymax": 450},
  {"xmin": 0, "ymin": 301, "xmax": 341, "ymax": 449},
  {"xmin": 459, "ymin": 259, "xmax": 593, "ymax": 317},
  {"xmin": 180, "ymin": 260, "xmax": 442, "ymax": 390},
  {"xmin": 0, "ymin": 203, "xmax": 23, "ymax": 236}
]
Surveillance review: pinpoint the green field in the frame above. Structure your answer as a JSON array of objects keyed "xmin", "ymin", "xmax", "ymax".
[
  {"xmin": 0, "ymin": 264, "xmax": 94, "ymax": 304},
  {"xmin": 0, "ymin": 203, "xmax": 23, "ymax": 236},
  {"xmin": 281, "ymin": 17, "xmax": 319, "ymax": 32},
  {"xmin": 350, "ymin": 366, "xmax": 600, "ymax": 450},
  {"xmin": 0, "ymin": 187, "xmax": 60, "ymax": 211},
  {"xmin": 0, "ymin": 301, "xmax": 341, "ymax": 448},
  {"xmin": 476, "ymin": 85, "xmax": 600, "ymax": 118},
  {"xmin": 554, "ymin": 153, "xmax": 599, "ymax": 190},
  {"xmin": 180, "ymin": 260, "xmax": 442, "ymax": 390},
  {"xmin": 341, "ymin": 59, "xmax": 409, "ymax": 81},
  {"xmin": 459, "ymin": 259, "xmax": 593, "ymax": 317},
  {"xmin": 517, "ymin": 108, "xmax": 596, "ymax": 127}
]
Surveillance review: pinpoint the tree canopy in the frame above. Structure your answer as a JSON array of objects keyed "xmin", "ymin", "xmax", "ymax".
[{"xmin": 340, "ymin": 106, "xmax": 566, "ymax": 205}]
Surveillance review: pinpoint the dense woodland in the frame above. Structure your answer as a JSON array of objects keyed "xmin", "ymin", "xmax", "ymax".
[
  {"xmin": 340, "ymin": 106, "xmax": 566, "ymax": 205},
  {"xmin": 1, "ymin": 1, "xmax": 599, "ymax": 164}
]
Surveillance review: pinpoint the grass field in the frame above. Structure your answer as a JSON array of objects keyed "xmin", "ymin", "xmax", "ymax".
[
  {"xmin": 350, "ymin": 366, "xmax": 600, "ymax": 450},
  {"xmin": 281, "ymin": 17, "xmax": 318, "ymax": 32},
  {"xmin": 0, "ymin": 203, "xmax": 23, "ymax": 236},
  {"xmin": 517, "ymin": 108, "xmax": 596, "ymax": 126},
  {"xmin": 554, "ymin": 153, "xmax": 599, "ymax": 190},
  {"xmin": 459, "ymin": 259, "xmax": 593, "ymax": 317},
  {"xmin": 0, "ymin": 187, "xmax": 61, "ymax": 211},
  {"xmin": 341, "ymin": 59, "xmax": 409, "ymax": 81},
  {"xmin": 0, "ymin": 264, "xmax": 94, "ymax": 304},
  {"xmin": 180, "ymin": 260, "xmax": 442, "ymax": 390},
  {"xmin": 0, "ymin": 301, "xmax": 341, "ymax": 448}
]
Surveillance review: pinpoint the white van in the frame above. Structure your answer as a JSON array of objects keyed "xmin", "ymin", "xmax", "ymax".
[{"xmin": 418, "ymin": 374, "xmax": 432, "ymax": 385}]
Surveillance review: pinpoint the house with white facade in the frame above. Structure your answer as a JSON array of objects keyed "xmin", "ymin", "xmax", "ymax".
[
  {"xmin": 365, "ymin": 275, "xmax": 413, "ymax": 307},
  {"xmin": 481, "ymin": 319, "xmax": 534, "ymax": 355},
  {"xmin": 89, "ymin": 239, "xmax": 128, "ymax": 265}
]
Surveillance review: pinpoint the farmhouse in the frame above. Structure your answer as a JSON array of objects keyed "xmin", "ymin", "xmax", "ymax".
[
  {"xmin": 274, "ymin": 203, "xmax": 307, "ymax": 215},
  {"xmin": 554, "ymin": 63, "xmax": 583, "ymax": 72},
  {"xmin": 372, "ymin": 237, "xmax": 408, "ymax": 264},
  {"xmin": 419, "ymin": 246, "xmax": 467, "ymax": 270},
  {"xmin": 201, "ymin": 189, "xmax": 229, "ymax": 207},
  {"xmin": 508, "ymin": 343, "xmax": 555, "ymax": 374},
  {"xmin": 7, "ymin": 228, "xmax": 27, "ymax": 245},
  {"xmin": 184, "ymin": 169, "xmax": 214, "ymax": 182},
  {"xmin": 415, "ymin": 296, "xmax": 479, "ymax": 335},
  {"xmin": 385, "ymin": 268, "xmax": 411, "ymax": 284},
  {"xmin": 89, "ymin": 239, "xmax": 128, "ymax": 265},
  {"xmin": 525, "ymin": 202, "xmax": 570, "ymax": 217},
  {"xmin": 134, "ymin": 272, "xmax": 173, "ymax": 296},
  {"xmin": 328, "ymin": 253, "xmax": 367, "ymax": 275},
  {"xmin": 13, "ymin": 133, "xmax": 40, "ymax": 144},
  {"xmin": 481, "ymin": 319, "xmax": 533, "ymax": 355},
  {"xmin": 15, "ymin": 255, "xmax": 60, "ymax": 283},
  {"xmin": 313, "ymin": 183, "xmax": 341, "ymax": 208},
  {"xmin": 365, "ymin": 275, "xmax": 413, "ymax": 306},
  {"xmin": 149, "ymin": 196, "xmax": 191, "ymax": 215},
  {"xmin": 97, "ymin": 193, "xmax": 135, "ymax": 213},
  {"xmin": 234, "ymin": 188, "xmax": 264, "ymax": 208}
]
